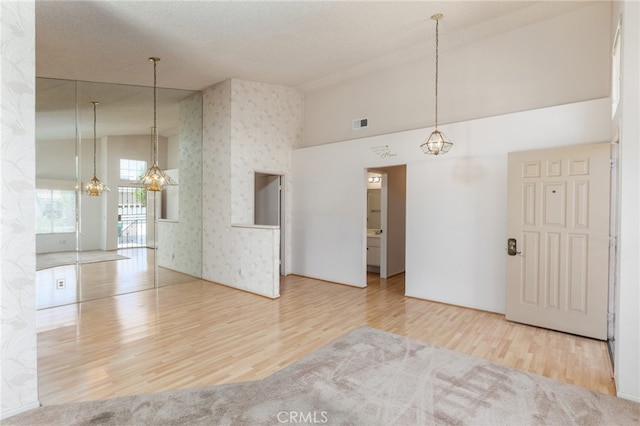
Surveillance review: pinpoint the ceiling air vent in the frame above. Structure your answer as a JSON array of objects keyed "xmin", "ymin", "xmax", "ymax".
[{"xmin": 352, "ymin": 117, "xmax": 368, "ymax": 130}]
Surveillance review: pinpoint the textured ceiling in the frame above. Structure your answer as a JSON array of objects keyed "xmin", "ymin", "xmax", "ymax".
[{"xmin": 36, "ymin": 1, "xmax": 594, "ymax": 93}]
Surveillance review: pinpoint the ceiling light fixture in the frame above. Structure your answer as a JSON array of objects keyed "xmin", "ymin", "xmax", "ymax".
[
  {"xmin": 139, "ymin": 57, "xmax": 177, "ymax": 191},
  {"xmin": 420, "ymin": 13, "xmax": 453, "ymax": 156},
  {"xmin": 85, "ymin": 101, "xmax": 110, "ymax": 196}
]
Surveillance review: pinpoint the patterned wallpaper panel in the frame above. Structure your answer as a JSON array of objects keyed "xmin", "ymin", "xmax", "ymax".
[
  {"xmin": 157, "ymin": 93, "xmax": 203, "ymax": 278},
  {"xmin": 202, "ymin": 80, "xmax": 233, "ymax": 283},
  {"xmin": 1, "ymin": 0, "xmax": 39, "ymax": 417},
  {"xmin": 202, "ymin": 79, "xmax": 303, "ymax": 297},
  {"xmin": 230, "ymin": 80, "xmax": 302, "ymax": 277},
  {"xmin": 230, "ymin": 80, "xmax": 303, "ymax": 224}
]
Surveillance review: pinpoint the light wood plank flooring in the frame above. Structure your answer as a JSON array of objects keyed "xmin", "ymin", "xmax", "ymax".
[
  {"xmin": 37, "ymin": 248, "xmax": 198, "ymax": 309},
  {"xmin": 37, "ymin": 273, "xmax": 616, "ymax": 406}
]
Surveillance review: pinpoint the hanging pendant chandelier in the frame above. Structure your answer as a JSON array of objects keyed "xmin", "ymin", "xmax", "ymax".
[
  {"xmin": 420, "ymin": 13, "xmax": 453, "ymax": 156},
  {"xmin": 139, "ymin": 57, "xmax": 177, "ymax": 191},
  {"xmin": 85, "ymin": 101, "xmax": 110, "ymax": 196}
]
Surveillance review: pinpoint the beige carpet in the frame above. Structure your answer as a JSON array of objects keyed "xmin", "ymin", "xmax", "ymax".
[
  {"xmin": 36, "ymin": 250, "xmax": 129, "ymax": 271},
  {"xmin": 6, "ymin": 327, "xmax": 640, "ymax": 425}
]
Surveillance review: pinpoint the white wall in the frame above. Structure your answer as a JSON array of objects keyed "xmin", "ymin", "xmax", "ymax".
[
  {"xmin": 202, "ymin": 79, "xmax": 303, "ymax": 298},
  {"xmin": 292, "ymin": 99, "xmax": 611, "ymax": 313},
  {"xmin": 36, "ymin": 138, "xmax": 75, "ymax": 179},
  {"xmin": 79, "ymin": 135, "xmax": 106, "ymax": 251},
  {"xmin": 1, "ymin": 0, "xmax": 39, "ymax": 418},
  {"xmin": 611, "ymin": 0, "xmax": 640, "ymax": 403},
  {"xmin": 303, "ymin": 2, "xmax": 611, "ymax": 147}
]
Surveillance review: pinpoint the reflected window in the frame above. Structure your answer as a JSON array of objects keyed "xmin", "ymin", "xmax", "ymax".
[
  {"xmin": 36, "ymin": 189, "xmax": 76, "ymax": 234},
  {"xmin": 120, "ymin": 159, "xmax": 147, "ymax": 181}
]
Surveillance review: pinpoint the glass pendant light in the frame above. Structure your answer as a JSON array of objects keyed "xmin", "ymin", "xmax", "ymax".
[
  {"xmin": 139, "ymin": 57, "xmax": 177, "ymax": 191},
  {"xmin": 85, "ymin": 101, "xmax": 110, "ymax": 196},
  {"xmin": 420, "ymin": 13, "xmax": 453, "ymax": 156}
]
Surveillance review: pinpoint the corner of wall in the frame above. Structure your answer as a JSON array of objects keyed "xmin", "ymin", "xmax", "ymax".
[
  {"xmin": 202, "ymin": 79, "xmax": 302, "ymax": 297},
  {"xmin": 1, "ymin": 0, "xmax": 40, "ymax": 417}
]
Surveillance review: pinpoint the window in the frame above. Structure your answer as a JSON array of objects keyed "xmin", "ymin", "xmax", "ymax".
[
  {"xmin": 120, "ymin": 159, "xmax": 147, "ymax": 181},
  {"xmin": 36, "ymin": 189, "xmax": 76, "ymax": 234}
]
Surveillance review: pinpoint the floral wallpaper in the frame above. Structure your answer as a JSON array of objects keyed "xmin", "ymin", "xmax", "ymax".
[
  {"xmin": 202, "ymin": 80, "xmax": 232, "ymax": 284},
  {"xmin": 1, "ymin": 0, "xmax": 39, "ymax": 417},
  {"xmin": 157, "ymin": 93, "xmax": 203, "ymax": 278},
  {"xmin": 202, "ymin": 79, "xmax": 303, "ymax": 297}
]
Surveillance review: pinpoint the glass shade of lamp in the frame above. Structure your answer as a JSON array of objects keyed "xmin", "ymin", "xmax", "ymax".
[
  {"xmin": 85, "ymin": 175, "xmax": 110, "ymax": 196},
  {"xmin": 139, "ymin": 164, "xmax": 176, "ymax": 192},
  {"xmin": 421, "ymin": 129, "xmax": 453, "ymax": 156},
  {"xmin": 139, "ymin": 125, "xmax": 176, "ymax": 191}
]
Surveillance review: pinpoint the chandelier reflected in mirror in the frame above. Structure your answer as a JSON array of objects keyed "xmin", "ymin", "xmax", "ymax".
[
  {"xmin": 139, "ymin": 57, "xmax": 177, "ymax": 191},
  {"xmin": 420, "ymin": 13, "xmax": 453, "ymax": 156},
  {"xmin": 85, "ymin": 101, "xmax": 110, "ymax": 196}
]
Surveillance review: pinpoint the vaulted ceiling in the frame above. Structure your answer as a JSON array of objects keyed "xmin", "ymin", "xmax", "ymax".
[{"xmin": 36, "ymin": 1, "xmax": 595, "ymax": 93}]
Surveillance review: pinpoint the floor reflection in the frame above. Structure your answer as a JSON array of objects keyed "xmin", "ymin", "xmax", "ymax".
[{"xmin": 36, "ymin": 248, "xmax": 198, "ymax": 309}]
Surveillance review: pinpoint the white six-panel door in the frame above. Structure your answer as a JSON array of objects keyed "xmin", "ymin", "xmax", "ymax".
[{"xmin": 506, "ymin": 143, "xmax": 610, "ymax": 339}]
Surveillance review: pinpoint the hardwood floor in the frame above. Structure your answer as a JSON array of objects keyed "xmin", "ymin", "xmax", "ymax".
[
  {"xmin": 36, "ymin": 272, "xmax": 616, "ymax": 406},
  {"xmin": 36, "ymin": 248, "xmax": 198, "ymax": 309}
]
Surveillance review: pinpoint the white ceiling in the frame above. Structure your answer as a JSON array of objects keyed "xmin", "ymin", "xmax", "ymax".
[{"xmin": 36, "ymin": 1, "xmax": 595, "ymax": 93}]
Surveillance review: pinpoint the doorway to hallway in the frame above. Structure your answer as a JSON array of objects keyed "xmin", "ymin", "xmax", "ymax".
[
  {"xmin": 255, "ymin": 172, "xmax": 286, "ymax": 276},
  {"xmin": 365, "ymin": 165, "xmax": 406, "ymax": 280}
]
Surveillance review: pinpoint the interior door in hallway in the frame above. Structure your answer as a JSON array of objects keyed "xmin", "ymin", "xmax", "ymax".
[{"xmin": 506, "ymin": 143, "xmax": 610, "ymax": 340}]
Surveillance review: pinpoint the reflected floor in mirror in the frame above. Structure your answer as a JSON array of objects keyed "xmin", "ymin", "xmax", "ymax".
[{"xmin": 36, "ymin": 248, "xmax": 198, "ymax": 309}]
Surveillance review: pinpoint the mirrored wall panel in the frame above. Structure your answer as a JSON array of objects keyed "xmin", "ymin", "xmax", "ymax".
[{"xmin": 36, "ymin": 78, "xmax": 203, "ymax": 309}]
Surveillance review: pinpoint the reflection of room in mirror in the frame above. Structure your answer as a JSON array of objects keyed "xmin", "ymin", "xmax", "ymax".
[
  {"xmin": 36, "ymin": 248, "xmax": 199, "ymax": 309},
  {"xmin": 35, "ymin": 78, "xmax": 203, "ymax": 309}
]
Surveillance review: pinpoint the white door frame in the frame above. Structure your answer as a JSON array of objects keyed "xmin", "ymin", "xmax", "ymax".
[
  {"xmin": 254, "ymin": 171, "xmax": 286, "ymax": 276},
  {"xmin": 608, "ymin": 137, "xmax": 619, "ymax": 348},
  {"xmin": 278, "ymin": 175, "xmax": 285, "ymax": 276},
  {"xmin": 380, "ymin": 172, "xmax": 388, "ymax": 279}
]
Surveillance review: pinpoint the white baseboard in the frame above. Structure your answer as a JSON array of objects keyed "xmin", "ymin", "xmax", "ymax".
[
  {"xmin": 1, "ymin": 400, "xmax": 41, "ymax": 420},
  {"xmin": 616, "ymin": 391, "xmax": 640, "ymax": 403}
]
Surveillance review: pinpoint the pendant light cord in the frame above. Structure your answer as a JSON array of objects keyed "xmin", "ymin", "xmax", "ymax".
[
  {"xmin": 153, "ymin": 58, "xmax": 158, "ymax": 165},
  {"xmin": 92, "ymin": 101, "xmax": 97, "ymax": 176},
  {"xmin": 434, "ymin": 17, "xmax": 439, "ymax": 130}
]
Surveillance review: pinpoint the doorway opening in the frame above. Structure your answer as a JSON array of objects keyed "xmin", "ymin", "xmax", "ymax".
[
  {"xmin": 366, "ymin": 165, "xmax": 407, "ymax": 283},
  {"xmin": 254, "ymin": 172, "xmax": 285, "ymax": 276}
]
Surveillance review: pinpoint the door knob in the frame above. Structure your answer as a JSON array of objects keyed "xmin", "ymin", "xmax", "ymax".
[{"xmin": 507, "ymin": 238, "xmax": 521, "ymax": 256}]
